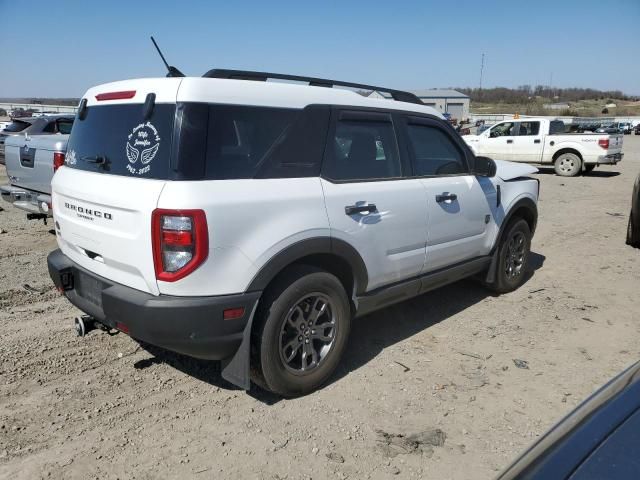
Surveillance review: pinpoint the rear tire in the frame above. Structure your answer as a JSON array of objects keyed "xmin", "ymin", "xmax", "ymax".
[
  {"xmin": 251, "ymin": 266, "xmax": 351, "ymax": 397},
  {"xmin": 486, "ymin": 218, "xmax": 532, "ymax": 294},
  {"xmin": 554, "ymin": 153, "xmax": 582, "ymax": 177}
]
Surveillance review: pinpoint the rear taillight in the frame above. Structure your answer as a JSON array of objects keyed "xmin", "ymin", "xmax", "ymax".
[
  {"xmin": 152, "ymin": 209, "xmax": 208, "ymax": 282},
  {"xmin": 53, "ymin": 152, "xmax": 65, "ymax": 172},
  {"xmin": 598, "ymin": 138, "xmax": 609, "ymax": 149}
]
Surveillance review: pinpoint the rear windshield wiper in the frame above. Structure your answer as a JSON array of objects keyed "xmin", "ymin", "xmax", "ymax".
[{"xmin": 81, "ymin": 155, "xmax": 110, "ymax": 169}]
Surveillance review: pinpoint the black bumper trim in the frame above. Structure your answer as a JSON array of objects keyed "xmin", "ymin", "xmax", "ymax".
[{"xmin": 47, "ymin": 249, "xmax": 262, "ymax": 361}]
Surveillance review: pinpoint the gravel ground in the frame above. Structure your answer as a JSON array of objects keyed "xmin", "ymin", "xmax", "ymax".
[{"xmin": 1, "ymin": 137, "xmax": 639, "ymax": 480}]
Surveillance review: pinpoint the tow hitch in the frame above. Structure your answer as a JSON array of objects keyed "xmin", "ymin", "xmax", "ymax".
[
  {"xmin": 74, "ymin": 315, "xmax": 97, "ymax": 337},
  {"xmin": 74, "ymin": 316, "xmax": 114, "ymax": 337},
  {"xmin": 26, "ymin": 213, "xmax": 48, "ymax": 225}
]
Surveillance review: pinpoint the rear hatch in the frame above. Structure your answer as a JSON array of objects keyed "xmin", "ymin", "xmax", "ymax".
[
  {"xmin": 5, "ymin": 134, "xmax": 68, "ymax": 194},
  {"xmin": 52, "ymin": 78, "xmax": 182, "ymax": 295}
]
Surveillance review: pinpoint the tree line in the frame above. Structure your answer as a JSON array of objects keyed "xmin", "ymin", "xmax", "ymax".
[{"xmin": 455, "ymin": 86, "xmax": 632, "ymax": 104}]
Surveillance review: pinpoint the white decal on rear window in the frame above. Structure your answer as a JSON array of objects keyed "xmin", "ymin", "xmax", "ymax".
[
  {"xmin": 126, "ymin": 122, "xmax": 161, "ymax": 175},
  {"xmin": 66, "ymin": 149, "xmax": 77, "ymax": 166}
]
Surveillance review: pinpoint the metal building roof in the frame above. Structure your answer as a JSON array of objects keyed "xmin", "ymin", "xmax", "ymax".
[{"xmin": 411, "ymin": 89, "xmax": 469, "ymax": 99}]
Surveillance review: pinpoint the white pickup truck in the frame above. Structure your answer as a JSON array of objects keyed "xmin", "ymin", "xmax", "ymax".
[{"xmin": 464, "ymin": 118, "xmax": 624, "ymax": 176}]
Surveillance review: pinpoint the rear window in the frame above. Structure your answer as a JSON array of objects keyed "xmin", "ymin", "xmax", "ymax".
[
  {"xmin": 550, "ymin": 120, "xmax": 567, "ymax": 134},
  {"xmin": 57, "ymin": 120, "xmax": 73, "ymax": 135},
  {"xmin": 65, "ymin": 102, "xmax": 327, "ymax": 180},
  {"xmin": 66, "ymin": 104, "xmax": 176, "ymax": 179},
  {"xmin": 3, "ymin": 120, "xmax": 31, "ymax": 133}
]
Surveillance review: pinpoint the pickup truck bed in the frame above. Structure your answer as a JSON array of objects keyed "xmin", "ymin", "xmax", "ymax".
[{"xmin": 0, "ymin": 134, "xmax": 68, "ymax": 217}]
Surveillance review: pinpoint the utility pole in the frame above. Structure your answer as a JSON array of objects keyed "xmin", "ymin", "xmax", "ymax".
[
  {"xmin": 479, "ymin": 53, "xmax": 485, "ymax": 91},
  {"xmin": 549, "ymin": 72, "xmax": 553, "ymax": 98}
]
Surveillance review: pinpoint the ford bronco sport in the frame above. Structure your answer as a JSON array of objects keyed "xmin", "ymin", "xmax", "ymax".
[{"xmin": 47, "ymin": 70, "xmax": 539, "ymax": 397}]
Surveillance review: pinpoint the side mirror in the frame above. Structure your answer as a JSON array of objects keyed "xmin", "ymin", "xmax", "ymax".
[{"xmin": 475, "ymin": 156, "xmax": 497, "ymax": 177}]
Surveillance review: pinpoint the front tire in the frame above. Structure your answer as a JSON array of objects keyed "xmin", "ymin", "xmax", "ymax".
[
  {"xmin": 554, "ymin": 153, "xmax": 582, "ymax": 177},
  {"xmin": 628, "ymin": 212, "xmax": 640, "ymax": 248},
  {"xmin": 251, "ymin": 266, "xmax": 351, "ymax": 397},
  {"xmin": 487, "ymin": 218, "xmax": 532, "ymax": 294}
]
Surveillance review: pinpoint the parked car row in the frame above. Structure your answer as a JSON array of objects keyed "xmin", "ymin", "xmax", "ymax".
[
  {"xmin": 596, "ymin": 122, "xmax": 633, "ymax": 135},
  {"xmin": 570, "ymin": 121, "xmax": 634, "ymax": 135}
]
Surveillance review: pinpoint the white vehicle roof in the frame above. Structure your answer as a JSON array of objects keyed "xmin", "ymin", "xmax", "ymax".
[{"xmin": 83, "ymin": 77, "xmax": 443, "ymax": 118}]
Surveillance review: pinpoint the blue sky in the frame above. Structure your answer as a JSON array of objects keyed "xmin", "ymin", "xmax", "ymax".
[{"xmin": 1, "ymin": 0, "xmax": 639, "ymax": 97}]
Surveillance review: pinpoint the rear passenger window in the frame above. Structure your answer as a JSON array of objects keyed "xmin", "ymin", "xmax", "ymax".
[
  {"xmin": 517, "ymin": 121, "xmax": 540, "ymax": 136},
  {"xmin": 205, "ymin": 105, "xmax": 299, "ymax": 179},
  {"xmin": 323, "ymin": 120, "xmax": 401, "ymax": 181},
  {"xmin": 406, "ymin": 125, "xmax": 467, "ymax": 176}
]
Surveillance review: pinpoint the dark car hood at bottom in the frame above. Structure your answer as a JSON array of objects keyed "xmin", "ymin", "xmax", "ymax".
[{"xmin": 497, "ymin": 360, "xmax": 640, "ymax": 479}]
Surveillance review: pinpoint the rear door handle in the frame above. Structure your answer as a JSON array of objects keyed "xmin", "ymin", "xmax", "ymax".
[
  {"xmin": 345, "ymin": 204, "xmax": 377, "ymax": 215},
  {"xmin": 435, "ymin": 193, "xmax": 457, "ymax": 203},
  {"xmin": 506, "ymin": 139, "xmax": 513, "ymax": 144},
  {"xmin": 534, "ymin": 139, "xmax": 541, "ymax": 144}
]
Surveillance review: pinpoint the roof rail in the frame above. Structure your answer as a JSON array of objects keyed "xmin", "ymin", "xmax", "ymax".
[{"xmin": 202, "ymin": 69, "xmax": 424, "ymax": 105}]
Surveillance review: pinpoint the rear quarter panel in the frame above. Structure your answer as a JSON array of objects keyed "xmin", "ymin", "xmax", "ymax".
[{"xmin": 156, "ymin": 178, "xmax": 330, "ymax": 296}]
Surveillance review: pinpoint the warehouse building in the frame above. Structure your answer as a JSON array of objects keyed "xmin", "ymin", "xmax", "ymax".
[
  {"xmin": 410, "ymin": 89, "xmax": 470, "ymax": 121},
  {"xmin": 365, "ymin": 88, "xmax": 470, "ymax": 122}
]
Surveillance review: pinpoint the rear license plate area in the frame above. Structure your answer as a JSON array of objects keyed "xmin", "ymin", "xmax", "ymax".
[{"xmin": 76, "ymin": 271, "xmax": 104, "ymax": 307}]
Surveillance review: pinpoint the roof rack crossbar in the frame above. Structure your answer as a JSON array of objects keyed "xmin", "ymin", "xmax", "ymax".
[{"xmin": 202, "ymin": 69, "xmax": 423, "ymax": 105}]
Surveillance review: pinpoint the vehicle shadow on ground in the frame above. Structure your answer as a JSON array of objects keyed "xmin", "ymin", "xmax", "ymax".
[
  {"xmin": 536, "ymin": 167, "xmax": 620, "ymax": 178},
  {"xmin": 135, "ymin": 252, "xmax": 545, "ymax": 404},
  {"xmin": 328, "ymin": 251, "xmax": 545, "ymax": 388}
]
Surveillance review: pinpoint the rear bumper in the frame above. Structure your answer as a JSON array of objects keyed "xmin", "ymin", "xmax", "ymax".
[
  {"xmin": 0, "ymin": 184, "xmax": 52, "ymax": 216},
  {"xmin": 596, "ymin": 152, "xmax": 623, "ymax": 165},
  {"xmin": 47, "ymin": 249, "xmax": 261, "ymax": 361}
]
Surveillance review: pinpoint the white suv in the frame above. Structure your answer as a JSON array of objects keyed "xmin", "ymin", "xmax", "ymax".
[{"xmin": 47, "ymin": 70, "xmax": 539, "ymax": 396}]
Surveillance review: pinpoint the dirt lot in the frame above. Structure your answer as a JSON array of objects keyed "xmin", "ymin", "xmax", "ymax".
[{"xmin": 1, "ymin": 137, "xmax": 639, "ymax": 480}]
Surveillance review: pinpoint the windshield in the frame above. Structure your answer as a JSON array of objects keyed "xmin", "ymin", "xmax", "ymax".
[{"xmin": 3, "ymin": 120, "xmax": 31, "ymax": 133}]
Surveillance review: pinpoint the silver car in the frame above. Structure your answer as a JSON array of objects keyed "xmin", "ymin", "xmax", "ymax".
[{"xmin": 0, "ymin": 114, "xmax": 74, "ymax": 164}]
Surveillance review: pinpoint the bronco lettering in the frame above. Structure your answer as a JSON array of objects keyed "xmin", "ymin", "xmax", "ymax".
[{"xmin": 64, "ymin": 202, "xmax": 112, "ymax": 220}]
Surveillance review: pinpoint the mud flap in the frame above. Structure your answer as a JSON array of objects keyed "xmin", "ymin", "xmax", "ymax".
[
  {"xmin": 484, "ymin": 249, "xmax": 499, "ymax": 284},
  {"xmin": 220, "ymin": 302, "xmax": 259, "ymax": 390}
]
